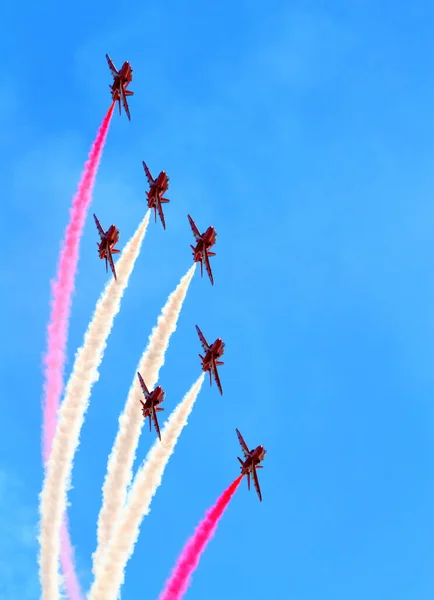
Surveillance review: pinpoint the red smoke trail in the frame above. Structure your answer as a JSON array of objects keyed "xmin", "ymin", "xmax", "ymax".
[
  {"xmin": 158, "ymin": 476, "xmax": 243, "ymax": 600},
  {"xmin": 41, "ymin": 103, "xmax": 115, "ymax": 599}
]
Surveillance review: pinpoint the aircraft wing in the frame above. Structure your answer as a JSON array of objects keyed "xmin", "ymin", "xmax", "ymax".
[
  {"xmin": 120, "ymin": 87, "xmax": 131, "ymax": 121},
  {"xmin": 93, "ymin": 214, "xmax": 105, "ymax": 239},
  {"xmin": 195, "ymin": 325, "xmax": 209, "ymax": 353},
  {"xmin": 252, "ymin": 465, "xmax": 263, "ymax": 502},
  {"xmin": 142, "ymin": 161, "xmax": 154, "ymax": 186},
  {"xmin": 151, "ymin": 406, "xmax": 162, "ymax": 441},
  {"xmin": 107, "ymin": 246, "xmax": 117, "ymax": 281},
  {"xmin": 156, "ymin": 197, "xmax": 167, "ymax": 230},
  {"xmin": 106, "ymin": 54, "xmax": 119, "ymax": 76},
  {"xmin": 188, "ymin": 214, "xmax": 201, "ymax": 241},
  {"xmin": 236, "ymin": 429, "xmax": 250, "ymax": 459},
  {"xmin": 137, "ymin": 372, "xmax": 150, "ymax": 398},
  {"xmin": 211, "ymin": 358, "xmax": 223, "ymax": 395},
  {"xmin": 203, "ymin": 249, "xmax": 214, "ymax": 285}
]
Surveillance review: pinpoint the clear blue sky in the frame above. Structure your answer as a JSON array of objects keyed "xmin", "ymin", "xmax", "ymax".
[{"xmin": 1, "ymin": 1, "xmax": 434, "ymax": 598}]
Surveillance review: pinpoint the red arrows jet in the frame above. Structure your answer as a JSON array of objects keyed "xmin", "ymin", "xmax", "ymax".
[
  {"xmin": 142, "ymin": 161, "xmax": 170, "ymax": 229},
  {"xmin": 137, "ymin": 372, "xmax": 165, "ymax": 441},
  {"xmin": 196, "ymin": 325, "xmax": 224, "ymax": 395},
  {"xmin": 236, "ymin": 428, "xmax": 266, "ymax": 502},
  {"xmin": 188, "ymin": 214, "xmax": 217, "ymax": 285},
  {"xmin": 106, "ymin": 54, "xmax": 134, "ymax": 120},
  {"xmin": 94, "ymin": 214, "xmax": 120, "ymax": 280}
]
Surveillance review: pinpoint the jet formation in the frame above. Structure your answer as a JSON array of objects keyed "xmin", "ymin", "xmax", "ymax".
[
  {"xmin": 137, "ymin": 372, "xmax": 165, "ymax": 441},
  {"xmin": 94, "ymin": 214, "xmax": 120, "ymax": 280},
  {"xmin": 188, "ymin": 214, "xmax": 217, "ymax": 285},
  {"xmin": 196, "ymin": 325, "xmax": 224, "ymax": 395},
  {"xmin": 236, "ymin": 429, "xmax": 266, "ymax": 501},
  {"xmin": 106, "ymin": 54, "xmax": 134, "ymax": 121},
  {"xmin": 97, "ymin": 54, "xmax": 266, "ymax": 500},
  {"xmin": 142, "ymin": 161, "xmax": 170, "ymax": 229}
]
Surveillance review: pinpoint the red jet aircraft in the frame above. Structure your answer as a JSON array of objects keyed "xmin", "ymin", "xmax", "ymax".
[
  {"xmin": 142, "ymin": 161, "xmax": 170, "ymax": 229},
  {"xmin": 236, "ymin": 428, "xmax": 266, "ymax": 502},
  {"xmin": 106, "ymin": 54, "xmax": 134, "ymax": 120},
  {"xmin": 137, "ymin": 372, "xmax": 165, "ymax": 441},
  {"xmin": 188, "ymin": 214, "xmax": 217, "ymax": 285},
  {"xmin": 94, "ymin": 214, "xmax": 120, "ymax": 280},
  {"xmin": 196, "ymin": 324, "xmax": 224, "ymax": 395}
]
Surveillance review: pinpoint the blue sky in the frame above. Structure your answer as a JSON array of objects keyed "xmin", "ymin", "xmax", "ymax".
[{"xmin": 1, "ymin": 0, "xmax": 434, "ymax": 598}]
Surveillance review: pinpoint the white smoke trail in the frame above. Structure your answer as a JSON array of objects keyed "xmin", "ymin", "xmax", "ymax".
[
  {"xmin": 93, "ymin": 264, "xmax": 196, "ymax": 575},
  {"xmin": 38, "ymin": 212, "xmax": 150, "ymax": 600},
  {"xmin": 88, "ymin": 374, "xmax": 205, "ymax": 600}
]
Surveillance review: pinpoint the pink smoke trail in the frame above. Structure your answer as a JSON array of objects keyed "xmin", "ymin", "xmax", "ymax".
[
  {"xmin": 158, "ymin": 476, "xmax": 243, "ymax": 600},
  {"xmin": 60, "ymin": 525, "xmax": 82, "ymax": 599},
  {"xmin": 42, "ymin": 102, "xmax": 115, "ymax": 460},
  {"xmin": 41, "ymin": 102, "xmax": 115, "ymax": 600}
]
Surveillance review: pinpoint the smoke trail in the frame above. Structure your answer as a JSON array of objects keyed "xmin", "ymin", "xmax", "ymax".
[
  {"xmin": 42, "ymin": 102, "xmax": 115, "ymax": 461},
  {"xmin": 59, "ymin": 523, "xmax": 82, "ymax": 599},
  {"xmin": 93, "ymin": 264, "xmax": 196, "ymax": 574},
  {"xmin": 88, "ymin": 374, "xmax": 205, "ymax": 600},
  {"xmin": 158, "ymin": 476, "xmax": 243, "ymax": 600},
  {"xmin": 39, "ymin": 212, "xmax": 150, "ymax": 600},
  {"xmin": 41, "ymin": 103, "xmax": 114, "ymax": 599}
]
